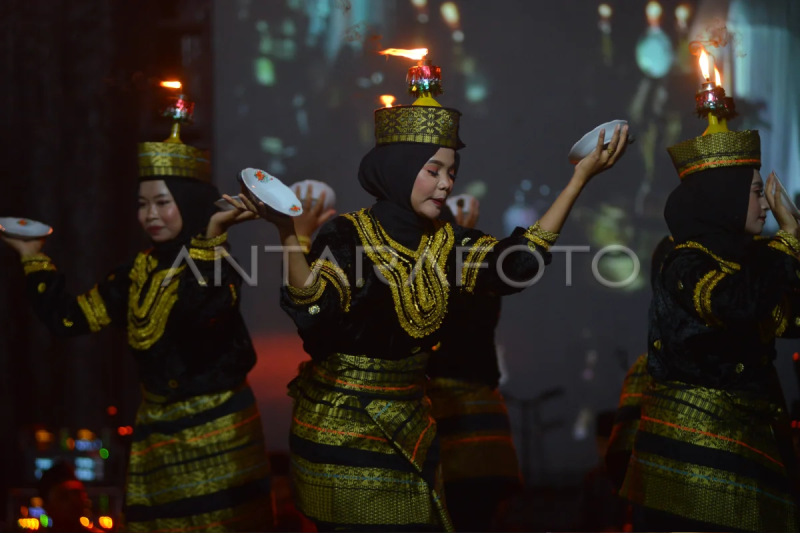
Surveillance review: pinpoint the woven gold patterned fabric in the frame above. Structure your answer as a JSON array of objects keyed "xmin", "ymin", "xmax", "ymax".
[
  {"xmin": 125, "ymin": 383, "xmax": 274, "ymax": 532},
  {"xmin": 667, "ymin": 130, "xmax": 761, "ymax": 179},
  {"xmin": 375, "ymin": 105, "xmax": 463, "ymax": 149},
  {"xmin": 619, "ymin": 380, "xmax": 799, "ymax": 531},
  {"xmin": 427, "ymin": 378, "xmax": 521, "ymax": 485},
  {"xmin": 288, "ymin": 353, "xmax": 454, "ymax": 531},
  {"xmin": 138, "ymin": 141, "xmax": 211, "ymax": 182}
]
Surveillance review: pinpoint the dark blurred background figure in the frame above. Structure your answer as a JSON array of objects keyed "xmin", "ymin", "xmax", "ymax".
[
  {"xmin": 578, "ymin": 411, "xmax": 628, "ymax": 532},
  {"xmin": 38, "ymin": 461, "xmax": 103, "ymax": 533}
]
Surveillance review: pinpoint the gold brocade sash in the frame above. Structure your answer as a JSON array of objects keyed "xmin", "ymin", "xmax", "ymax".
[{"xmin": 291, "ymin": 353, "xmax": 453, "ymax": 531}]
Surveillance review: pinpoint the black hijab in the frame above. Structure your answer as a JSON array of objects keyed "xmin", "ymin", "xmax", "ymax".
[
  {"xmin": 358, "ymin": 143, "xmax": 460, "ymax": 249},
  {"xmin": 140, "ymin": 176, "xmax": 221, "ymax": 266},
  {"xmin": 664, "ymin": 166, "xmax": 756, "ymax": 262}
]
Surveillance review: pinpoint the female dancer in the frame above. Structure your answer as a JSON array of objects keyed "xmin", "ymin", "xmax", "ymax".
[
  {"xmin": 230, "ymin": 99, "xmax": 629, "ymax": 530},
  {"xmin": 3, "ymin": 131, "xmax": 274, "ymax": 532},
  {"xmin": 620, "ymin": 128, "xmax": 800, "ymax": 531}
]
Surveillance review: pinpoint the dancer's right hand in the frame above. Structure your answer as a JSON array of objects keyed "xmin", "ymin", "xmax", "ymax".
[
  {"xmin": 1, "ymin": 235, "xmax": 44, "ymax": 257},
  {"xmin": 765, "ymin": 171, "xmax": 799, "ymax": 236}
]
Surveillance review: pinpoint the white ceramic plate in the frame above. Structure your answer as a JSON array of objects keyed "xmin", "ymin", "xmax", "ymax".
[
  {"xmin": 238, "ymin": 168, "xmax": 304, "ymax": 217},
  {"xmin": 290, "ymin": 180, "xmax": 336, "ymax": 211},
  {"xmin": 446, "ymin": 194, "xmax": 475, "ymax": 216},
  {"xmin": 568, "ymin": 119, "xmax": 628, "ymax": 163},
  {"xmin": 0, "ymin": 217, "xmax": 53, "ymax": 240},
  {"xmin": 215, "ymin": 195, "xmax": 242, "ymax": 212},
  {"xmin": 772, "ymin": 172, "xmax": 800, "ymax": 220}
]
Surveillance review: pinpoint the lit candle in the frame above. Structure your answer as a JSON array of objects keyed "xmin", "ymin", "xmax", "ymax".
[
  {"xmin": 159, "ymin": 80, "xmax": 194, "ymax": 142},
  {"xmin": 694, "ymin": 53, "xmax": 729, "ymax": 135},
  {"xmin": 378, "ymin": 48, "xmax": 442, "ymax": 105}
]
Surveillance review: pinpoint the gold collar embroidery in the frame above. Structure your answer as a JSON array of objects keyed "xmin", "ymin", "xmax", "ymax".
[
  {"xmin": 127, "ymin": 252, "xmax": 185, "ymax": 350},
  {"xmin": 344, "ymin": 209, "xmax": 453, "ymax": 338}
]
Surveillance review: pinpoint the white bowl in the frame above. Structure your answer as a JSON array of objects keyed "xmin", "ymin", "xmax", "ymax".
[
  {"xmin": 238, "ymin": 168, "xmax": 304, "ymax": 217},
  {"xmin": 446, "ymin": 194, "xmax": 475, "ymax": 217},
  {"xmin": 0, "ymin": 217, "xmax": 53, "ymax": 240},
  {"xmin": 568, "ymin": 120, "xmax": 629, "ymax": 163},
  {"xmin": 289, "ymin": 180, "xmax": 336, "ymax": 211}
]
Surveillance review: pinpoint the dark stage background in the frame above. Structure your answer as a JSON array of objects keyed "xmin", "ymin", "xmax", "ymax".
[{"xmin": 1, "ymin": 0, "xmax": 799, "ymax": 530}]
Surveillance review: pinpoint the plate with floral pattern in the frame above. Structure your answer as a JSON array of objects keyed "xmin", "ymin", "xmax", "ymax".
[
  {"xmin": 238, "ymin": 168, "xmax": 304, "ymax": 217},
  {"xmin": 0, "ymin": 217, "xmax": 54, "ymax": 240}
]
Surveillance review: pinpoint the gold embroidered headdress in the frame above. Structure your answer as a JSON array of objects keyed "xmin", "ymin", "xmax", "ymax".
[
  {"xmin": 374, "ymin": 48, "xmax": 464, "ymax": 150},
  {"xmin": 667, "ymin": 50, "xmax": 760, "ymax": 180},
  {"xmin": 137, "ymin": 82, "xmax": 211, "ymax": 182}
]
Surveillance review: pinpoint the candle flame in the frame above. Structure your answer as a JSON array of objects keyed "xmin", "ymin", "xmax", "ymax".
[
  {"xmin": 380, "ymin": 95, "xmax": 396, "ymax": 108},
  {"xmin": 161, "ymin": 81, "xmax": 182, "ymax": 89},
  {"xmin": 699, "ymin": 50, "xmax": 710, "ymax": 80},
  {"xmin": 378, "ymin": 48, "xmax": 428, "ymax": 60},
  {"xmin": 714, "ymin": 67, "xmax": 722, "ymax": 87}
]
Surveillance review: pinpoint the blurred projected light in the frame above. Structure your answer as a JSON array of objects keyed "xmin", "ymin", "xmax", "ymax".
[
  {"xmin": 411, "ymin": 0, "xmax": 427, "ymax": 6},
  {"xmin": 645, "ymin": 1, "xmax": 663, "ymax": 25},
  {"xmin": 254, "ymin": 58, "xmax": 276, "ymax": 86},
  {"xmin": 539, "ymin": 184, "xmax": 551, "ymax": 196},
  {"xmin": 588, "ymin": 204, "xmax": 634, "ymax": 248},
  {"xmin": 452, "ymin": 30, "xmax": 464, "ymax": 43},
  {"xmin": 635, "ymin": 28, "xmax": 673, "ymax": 78},
  {"xmin": 287, "ymin": 0, "xmax": 302, "ymax": 9},
  {"xmin": 573, "ymin": 407, "xmax": 593, "ymax": 441},
  {"xmin": 520, "ymin": 180, "xmax": 532, "ymax": 192},
  {"xmin": 465, "ymin": 81, "xmax": 487, "ymax": 103},
  {"xmin": 675, "ymin": 4, "xmax": 691, "ymax": 30},
  {"xmin": 503, "ymin": 202, "xmax": 538, "ymax": 235},
  {"xmin": 261, "ymin": 137, "xmax": 284, "ymax": 155},
  {"xmin": 464, "ymin": 181, "xmax": 487, "ymax": 199},
  {"xmin": 268, "ymin": 159, "xmax": 287, "ymax": 176},
  {"xmin": 259, "ymin": 36, "xmax": 272, "ymax": 54},
  {"xmin": 598, "ymin": 3, "xmax": 612, "ymax": 35},
  {"xmin": 440, "ymin": 2, "xmax": 460, "ymax": 28},
  {"xmin": 282, "ymin": 18, "xmax": 296, "ymax": 36},
  {"xmin": 418, "ymin": 13, "xmax": 429, "ymax": 23},
  {"xmin": 371, "ymin": 72, "xmax": 384, "ymax": 84},
  {"xmin": 595, "ymin": 250, "xmax": 644, "ymax": 291},
  {"xmin": 357, "ymin": 77, "xmax": 372, "ymax": 89}
]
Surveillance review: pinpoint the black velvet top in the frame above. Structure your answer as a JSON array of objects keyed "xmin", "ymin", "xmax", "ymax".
[
  {"xmin": 280, "ymin": 208, "xmax": 553, "ymax": 362},
  {"xmin": 647, "ymin": 236, "xmax": 800, "ymax": 397},
  {"xmin": 22, "ymin": 233, "xmax": 256, "ymax": 401},
  {"xmin": 426, "ymin": 293, "xmax": 502, "ymax": 388}
]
